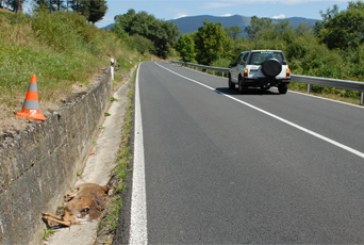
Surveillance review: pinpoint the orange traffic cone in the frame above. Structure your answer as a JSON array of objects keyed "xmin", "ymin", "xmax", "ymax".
[{"xmin": 16, "ymin": 75, "xmax": 46, "ymax": 121}]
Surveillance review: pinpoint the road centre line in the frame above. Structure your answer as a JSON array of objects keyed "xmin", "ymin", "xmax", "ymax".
[
  {"xmin": 129, "ymin": 63, "xmax": 148, "ymax": 245},
  {"xmin": 155, "ymin": 62, "xmax": 364, "ymax": 159}
]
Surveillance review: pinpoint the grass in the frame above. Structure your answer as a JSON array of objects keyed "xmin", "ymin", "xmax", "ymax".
[
  {"xmin": 110, "ymin": 97, "xmax": 118, "ymax": 102},
  {"xmin": 1, "ymin": 12, "xmax": 111, "ymax": 94},
  {"xmin": 96, "ymin": 68, "xmax": 136, "ymax": 243},
  {"xmin": 289, "ymin": 82, "xmax": 363, "ymax": 105},
  {"xmin": 0, "ymin": 10, "xmax": 146, "ymax": 132},
  {"xmin": 43, "ymin": 228, "xmax": 55, "ymax": 240}
]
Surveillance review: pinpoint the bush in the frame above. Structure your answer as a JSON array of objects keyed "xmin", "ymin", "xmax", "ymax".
[
  {"xmin": 130, "ymin": 34, "xmax": 155, "ymax": 54},
  {"xmin": 212, "ymin": 58, "xmax": 231, "ymax": 68}
]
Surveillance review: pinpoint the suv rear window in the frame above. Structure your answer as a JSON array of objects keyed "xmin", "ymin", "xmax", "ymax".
[{"xmin": 248, "ymin": 51, "xmax": 284, "ymax": 65}]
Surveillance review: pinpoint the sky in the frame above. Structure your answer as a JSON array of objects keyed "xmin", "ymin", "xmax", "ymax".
[{"xmin": 95, "ymin": 0, "xmax": 353, "ymax": 28}]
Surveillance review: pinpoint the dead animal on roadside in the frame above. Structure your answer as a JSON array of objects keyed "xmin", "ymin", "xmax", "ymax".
[{"xmin": 42, "ymin": 183, "xmax": 110, "ymax": 228}]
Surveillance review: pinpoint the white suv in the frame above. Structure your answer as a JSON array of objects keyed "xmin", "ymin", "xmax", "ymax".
[{"xmin": 229, "ymin": 50, "xmax": 291, "ymax": 94}]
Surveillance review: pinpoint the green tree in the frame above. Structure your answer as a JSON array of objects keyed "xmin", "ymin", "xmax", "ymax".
[
  {"xmin": 318, "ymin": 1, "xmax": 364, "ymax": 50},
  {"xmin": 194, "ymin": 21, "xmax": 231, "ymax": 65},
  {"xmin": 70, "ymin": 0, "xmax": 107, "ymax": 23},
  {"xmin": 33, "ymin": 0, "xmax": 48, "ymax": 11},
  {"xmin": 114, "ymin": 9, "xmax": 135, "ymax": 33},
  {"xmin": 175, "ymin": 34, "xmax": 195, "ymax": 62},
  {"xmin": 88, "ymin": 0, "xmax": 107, "ymax": 24},
  {"xmin": 320, "ymin": 4, "xmax": 340, "ymax": 21},
  {"xmin": 245, "ymin": 16, "xmax": 273, "ymax": 40},
  {"xmin": 156, "ymin": 21, "xmax": 179, "ymax": 58},
  {"xmin": 34, "ymin": 0, "xmax": 78, "ymax": 12},
  {"xmin": 285, "ymin": 25, "xmax": 312, "ymax": 61},
  {"xmin": 53, "ymin": 0, "xmax": 64, "ymax": 11},
  {"xmin": 131, "ymin": 34, "xmax": 155, "ymax": 54},
  {"xmin": 71, "ymin": 0, "xmax": 87, "ymax": 19},
  {"xmin": 314, "ymin": 4, "xmax": 339, "ymax": 36},
  {"xmin": 114, "ymin": 9, "xmax": 178, "ymax": 58},
  {"xmin": 33, "ymin": 0, "xmax": 62, "ymax": 12},
  {"xmin": 5, "ymin": 0, "xmax": 25, "ymax": 13},
  {"xmin": 224, "ymin": 26, "xmax": 242, "ymax": 40}
]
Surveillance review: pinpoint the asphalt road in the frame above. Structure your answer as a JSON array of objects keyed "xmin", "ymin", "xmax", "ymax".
[{"xmin": 136, "ymin": 61, "xmax": 364, "ymax": 244}]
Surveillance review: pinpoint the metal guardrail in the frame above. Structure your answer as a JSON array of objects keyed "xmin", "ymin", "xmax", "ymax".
[
  {"xmin": 171, "ymin": 61, "xmax": 230, "ymax": 75},
  {"xmin": 171, "ymin": 61, "xmax": 364, "ymax": 105}
]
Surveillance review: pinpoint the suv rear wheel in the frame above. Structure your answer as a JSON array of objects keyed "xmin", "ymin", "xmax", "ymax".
[
  {"xmin": 228, "ymin": 75, "xmax": 235, "ymax": 90},
  {"xmin": 238, "ymin": 77, "xmax": 246, "ymax": 93},
  {"xmin": 278, "ymin": 83, "xmax": 288, "ymax": 94}
]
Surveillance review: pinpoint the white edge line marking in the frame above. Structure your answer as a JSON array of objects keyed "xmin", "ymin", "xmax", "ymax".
[
  {"xmin": 129, "ymin": 63, "xmax": 148, "ymax": 245},
  {"xmin": 289, "ymin": 90, "xmax": 364, "ymax": 109},
  {"xmin": 155, "ymin": 62, "xmax": 364, "ymax": 159}
]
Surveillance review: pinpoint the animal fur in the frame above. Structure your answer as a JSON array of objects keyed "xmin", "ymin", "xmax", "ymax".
[{"xmin": 42, "ymin": 183, "xmax": 110, "ymax": 227}]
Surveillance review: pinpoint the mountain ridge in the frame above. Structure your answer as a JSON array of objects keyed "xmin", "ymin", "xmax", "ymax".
[
  {"xmin": 168, "ymin": 14, "xmax": 318, "ymax": 34},
  {"xmin": 102, "ymin": 14, "xmax": 319, "ymax": 34}
]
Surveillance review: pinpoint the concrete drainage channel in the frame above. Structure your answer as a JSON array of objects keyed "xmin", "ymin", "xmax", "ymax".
[
  {"xmin": 46, "ymin": 80, "xmax": 131, "ymax": 245},
  {"xmin": 0, "ymin": 66, "xmax": 135, "ymax": 245}
]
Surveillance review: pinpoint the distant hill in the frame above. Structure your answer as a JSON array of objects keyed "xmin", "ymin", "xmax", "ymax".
[
  {"xmin": 169, "ymin": 15, "xmax": 250, "ymax": 34},
  {"xmin": 102, "ymin": 23, "xmax": 114, "ymax": 30},
  {"xmin": 282, "ymin": 17, "xmax": 318, "ymax": 28},
  {"xmin": 168, "ymin": 15, "xmax": 318, "ymax": 35},
  {"xmin": 102, "ymin": 14, "xmax": 319, "ymax": 35}
]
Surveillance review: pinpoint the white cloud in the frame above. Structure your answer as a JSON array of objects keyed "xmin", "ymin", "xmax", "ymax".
[
  {"xmin": 221, "ymin": 13, "xmax": 233, "ymax": 17},
  {"xmin": 272, "ymin": 14, "xmax": 286, "ymax": 19},
  {"xmin": 174, "ymin": 13, "xmax": 189, "ymax": 19}
]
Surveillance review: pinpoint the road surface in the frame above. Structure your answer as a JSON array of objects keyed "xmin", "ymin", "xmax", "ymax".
[{"xmin": 131, "ymin": 61, "xmax": 364, "ymax": 244}]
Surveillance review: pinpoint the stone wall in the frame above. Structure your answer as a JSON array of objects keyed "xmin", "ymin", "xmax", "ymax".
[{"xmin": 0, "ymin": 68, "xmax": 112, "ymax": 245}]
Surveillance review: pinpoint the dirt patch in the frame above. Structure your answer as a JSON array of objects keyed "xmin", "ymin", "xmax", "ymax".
[
  {"xmin": 71, "ymin": 82, "xmax": 88, "ymax": 94},
  {"xmin": 0, "ymin": 96, "xmax": 61, "ymax": 136},
  {"xmin": 0, "ymin": 104, "xmax": 28, "ymax": 134}
]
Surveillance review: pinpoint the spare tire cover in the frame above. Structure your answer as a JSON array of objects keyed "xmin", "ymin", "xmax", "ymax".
[{"xmin": 261, "ymin": 58, "xmax": 282, "ymax": 77}]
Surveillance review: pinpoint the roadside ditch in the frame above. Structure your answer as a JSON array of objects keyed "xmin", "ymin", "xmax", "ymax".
[{"xmin": 0, "ymin": 65, "xmax": 136, "ymax": 245}]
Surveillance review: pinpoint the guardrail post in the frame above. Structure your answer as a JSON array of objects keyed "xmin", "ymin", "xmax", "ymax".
[
  {"xmin": 110, "ymin": 58, "xmax": 115, "ymax": 81},
  {"xmin": 307, "ymin": 84, "xmax": 311, "ymax": 93},
  {"xmin": 361, "ymin": 91, "xmax": 364, "ymax": 105}
]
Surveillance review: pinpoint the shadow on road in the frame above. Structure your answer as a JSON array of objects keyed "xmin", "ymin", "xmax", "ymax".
[{"xmin": 215, "ymin": 87, "xmax": 279, "ymax": 96}]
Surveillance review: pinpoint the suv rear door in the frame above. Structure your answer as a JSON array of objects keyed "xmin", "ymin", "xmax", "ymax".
[{"xmin": 231, "ymin": 51, "xmax": 249, "ymax": 82}]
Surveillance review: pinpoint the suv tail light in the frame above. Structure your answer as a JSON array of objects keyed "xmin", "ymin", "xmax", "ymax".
[
  {"xmin": 244, "ymin": 68, "xmax": 248, "ymax": 77},
  {"xmin": 286, "ymin": 68, "xmax": 291, "ymax": 78}
]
